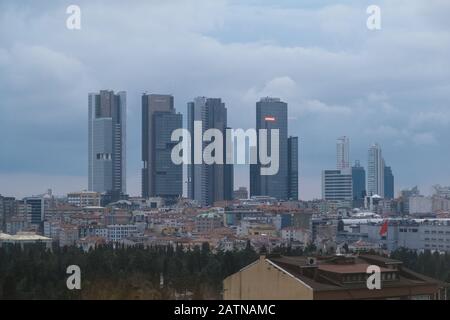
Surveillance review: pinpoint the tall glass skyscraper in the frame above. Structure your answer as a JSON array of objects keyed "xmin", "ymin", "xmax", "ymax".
[
  {"xmin": 250, "ymin": 97, "xmax": 289, "ymax": 200},
  {"xmin": 367, "ymin": 143, "xmax": 384, "ymax": 197},
  {"xmin": 352, "ymin": 160, "xmax": 366, "ymax": 208},
  {"xmin": 384, "ymin": 166, "xmax": 394, "ymax": 199},
  {"xmin": 336, "ymin": 136, "xmax": 350, "ymax": 170},
  {"xmin": 187, "ymin": 97, "xmax": 233, "ymax": 206},
  {"xmin": 141, "ymin": 94, "xmax": 182, "ymax": 199},
  {"xmin": 88, "ymin": 90, "xmax": 126, "ymax": 195},
  {"xmin": 288, "ymin": 136, "xmax": 299, "ymax": 200}
]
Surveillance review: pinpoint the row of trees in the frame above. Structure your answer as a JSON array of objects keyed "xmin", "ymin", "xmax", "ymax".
[
  {"xmin": 390, "ymin": 248, "xmax": 450, "ymax": 282},
  {"xmin": 0, "ymin": 242, "xmax": 258, "ymax": 299},
  {"xmin": 1, "ymin": 243, "xmax": 449, "ymax": 299}
]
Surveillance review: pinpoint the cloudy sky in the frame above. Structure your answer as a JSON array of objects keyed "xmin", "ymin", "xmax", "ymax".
[{"xmin": 0, "ymin": 0, "xmax": 449, "ymax": 199}]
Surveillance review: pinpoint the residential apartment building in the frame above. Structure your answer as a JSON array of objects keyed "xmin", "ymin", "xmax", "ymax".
[{"xmin": 67, "ymin": 191, "xmax": 101, "ymax": 207}]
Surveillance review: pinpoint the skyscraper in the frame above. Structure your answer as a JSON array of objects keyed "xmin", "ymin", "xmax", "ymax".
[
  {"xmin": 367, "ymin": 143, "xmax": 384, "ymax": 197},
  {"xmin": 322, "ymin": 169, "xmax": 353, "ymax": 202},
  {"xmin": 0, "ymin": 195, "xmax": 16, "ymax": 231},
  {"xmin": 336, "ymin": 136, "xmax": 350, "ymax": 170},
  {"xmin": 250, "ymin": 97, "xmax": 288, "ymax": 200},
  {"xmin": 142, "ymin": 94, "xmax": 182, "ymax": 199},
  {"xmin": 384, "ymin": 166, "xmax": 394, "ymax": 199},
  {"xmin": 187, "ymin": 97, "xmax": 233, "ymax": 206},
  {"xmin": 23, "ymin": 196, "xmax": 44, "ymax": 226},
  {"xmin": 352, "ymin": 160, "xmax": 366, "ymax": 208},
  {"xmin": 88, "ymin": 90, "xmax": 126, "ymax": 195},
  {"xmin": 288, "ymin": 136, "xmax": 299, "ymax": 200}
]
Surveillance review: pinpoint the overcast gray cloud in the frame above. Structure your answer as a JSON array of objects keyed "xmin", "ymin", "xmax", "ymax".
[{"xmin": 0, "ymin": 0, "xmax": 449, "ymax": 199}]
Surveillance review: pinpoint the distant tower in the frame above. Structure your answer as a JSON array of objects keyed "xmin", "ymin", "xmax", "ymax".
[
  {"xmin": 352, "ymin": 160, "xmax": 366, "ymax": 208},
  {"xmin": 288, "ymin": 136, "xmax": 299, "ymax": 200},
  {"xmin": 250, "ymin": 97, "xmax": 288, "ymax": 200},
  {"xmin": 367, "ymin": 143, "xmax": 384, "ymax": 197},
  {"xmin": 141, "ymin": 94, "xmax": 182, "ymax": 199},
  {"xmin": 384, "ymin": 166, "xmax": 394, "ymax": 199},
  {"xmin": 88, "ymin": 90, "xmax": 126, "ymax": 195},
  {"xmin": 336, "ymin": 136, "xmax": 350, "ymax": 170},
  {"xmin": 187, "ymin": 97, "xmax": 233, "ymax": 206}
]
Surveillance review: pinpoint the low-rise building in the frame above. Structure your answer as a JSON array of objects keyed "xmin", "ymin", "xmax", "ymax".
[
  {"xmin": 224, "ymin": 254, "xmax": 447, "ymax": 300},
  {"xmin": 0, "ymin": 232, "xmax": 52, "ymax": 249},
  {"xmin": 67, "ymin": 191, "xmax": 101, "ymax": 207},
  {"xmin": 281, "ymin": 227, "xmax": 311, "ymax": 244},
  {"xmin": 107, "ymin": 224, "xmax": 139, "ymax": 242},
  {"xmin": 59, "ymin": 224, "xmax": 79, "ymax": 247},
  {"xmin": 195, "ymin": 212, "xmax": 223, "ymax": 233},
  {"xmin": 233, "ymin": 187, "xmax": 249, "ymax": 200}
]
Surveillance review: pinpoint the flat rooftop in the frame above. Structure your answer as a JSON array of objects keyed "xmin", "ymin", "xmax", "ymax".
[{"xmin": 0, "ymin": 232, "xmax": 51, "ymax": 241}]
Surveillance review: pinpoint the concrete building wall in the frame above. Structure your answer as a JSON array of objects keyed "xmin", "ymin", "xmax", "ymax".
[
  {"xmin": 223, "ymin": 256, "xmax": 313, "ymax": 300},
  {"xmin": 409, "ymin": 196, "xmax": 433, "ymax": 215}
]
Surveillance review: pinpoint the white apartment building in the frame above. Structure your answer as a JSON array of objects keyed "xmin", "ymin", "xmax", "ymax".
[
  {"xmin": 107, "ymin": 224, "xmax": 139, "ymax": 242},
  {"xmin": 67, "ymin": 191, "xmax": 101, "ymax": 207},
  {"xmin": 409, "ymin": 196, "xmax": 433, "ymax": 215},
  {"xmin": 59, "ymin": 225, "xmax": 80, "ymax": 247},
  {"xmin": 44, "ymin": 220, "xmax": 61, "ymax": 239},
  {"xmin": 409, "ymin": 196, "xmax": 450, "ymax": 215},
  {"xmin": 281, "ymin": 227, "xmax": 311, "ymax": 244},
  {"xmin": 364, "ymin": 219, "xmax": 450, "ymax": 253}
]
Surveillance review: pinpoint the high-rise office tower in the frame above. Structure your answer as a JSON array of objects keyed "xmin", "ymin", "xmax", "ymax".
[
  {"xmin": 0, "ymin": 195, "xmax": 16, "ymax": 231},
  {"xmin": 142, "ymin": 94, "xmax": 182, "ymax": 199},
  {"xmin": 23, "ymin": 196, "xmax": 44, "ymax": 226},
  {"xmin": 322, "ymin": 169, "xmax": 353, "ymax": 202},
  {"xmin": 367, "ymin": 143, "xmax": 384, "ymax": 197},
  {"xmin": 336, "ymin": 136, "xmax": 350, "ymax": 170},
  {"xmin": 187, "ymin": 97, "xmax": 233, "ymax": 206},
  {"xmin": 352, "ymin": 160, "xmax": 366, "ymax": 208},
  {"xmin": 88, "ymin": 90, "xmax": 126, "ymax": 195},
  {"xmin": 250, "ymin": 97, "xmax": 288, "ymax": 200},
  {"xmin": 288, "ymin": 136, "xmax": 299, "ymax": 200},
  {"xmin": 384, "ymin": 166, "xmax": 394, "ymax": 199}
]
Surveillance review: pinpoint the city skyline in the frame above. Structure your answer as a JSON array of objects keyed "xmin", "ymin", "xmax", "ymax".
[
  {"xmin": 0, "ymin": 88, "xmax": 411, "ymax": 201},
  {"xmin": 1, "ymin": 0, "xmax": 450, "ymax": 199},
  {"xmin": 0, "ymin": 89, "xmax": 423, "ymax": 200}
]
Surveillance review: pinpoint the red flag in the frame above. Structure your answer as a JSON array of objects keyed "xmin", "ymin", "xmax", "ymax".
[{"xmin": 379, "ymin": 220, "xmax": 388, "ymax": 236}]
